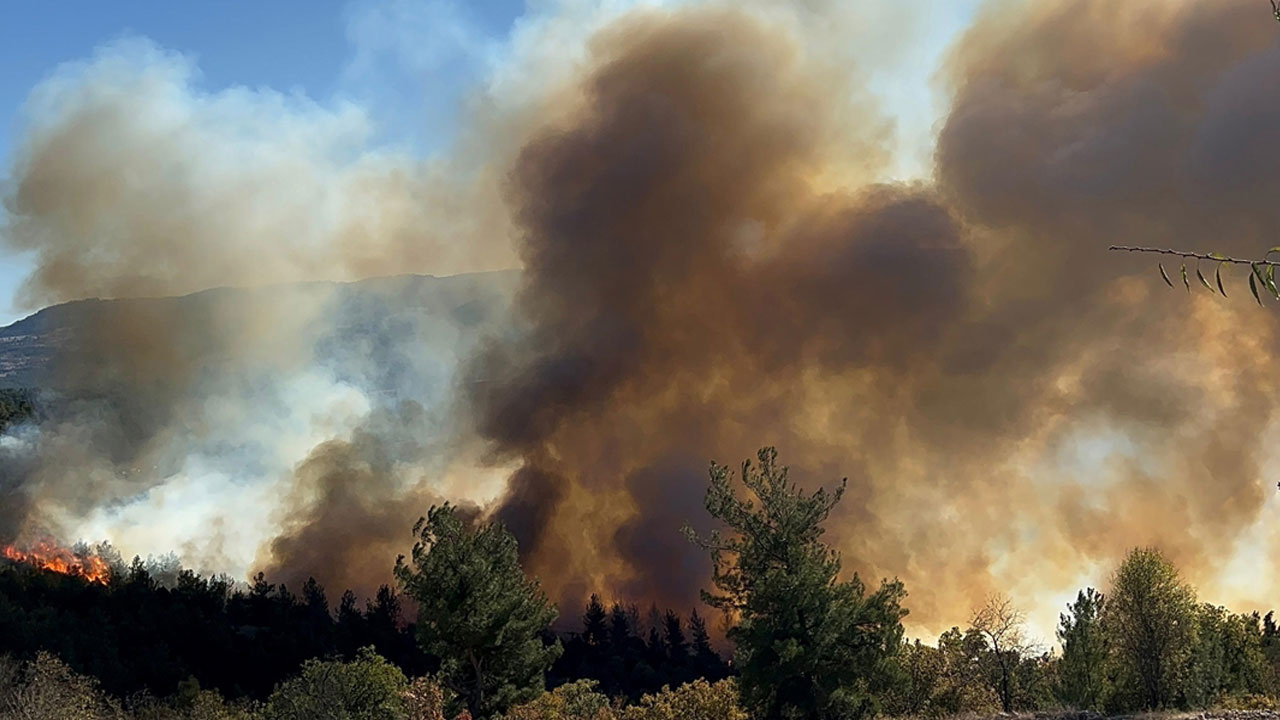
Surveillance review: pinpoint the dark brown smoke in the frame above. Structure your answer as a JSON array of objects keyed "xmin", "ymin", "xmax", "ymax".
[
  {"xmin": 468, "ymin": 0, "xmax": 1280, "ymax": 637},
  {"xmin": 468, "ymin": 6, "xmax": 973, "ymax": 616},
  {"xmin": 5, "ymin": 0, "xmax": 1280, "ymax": 640},
  {"xmin": 257, "ymin": 401, "xmax": 485, "ymax": 596}
]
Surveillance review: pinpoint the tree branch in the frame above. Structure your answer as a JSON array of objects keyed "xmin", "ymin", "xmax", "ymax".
[{"xmin": 1108, "ymin": 245, "xmax": 1280, "ymax": 268}]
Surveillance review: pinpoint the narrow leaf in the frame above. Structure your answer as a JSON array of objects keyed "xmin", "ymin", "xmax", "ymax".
[
  {"xmin": 1251, "ymin": 272, "xmax": 1262, "ymax": 306},
  {"xmin": 1216, "ymin": 264, "xmax": 1227, "ymax": 297},
  {"xmin": 1252, "ymin": 263, "xmax": 1270, "ymax": 301},
  {"xmin": 1196, "ymin": 267, "xmax": 1213, "ymax": 293},
  {"xmin": 1159, "ymin": 263, "xmax": 1173, "ymax": 288},
  {"xmin": 1181, "ymin": 264, "xmax": 1189, "ymax": 292},
  {"xmin": 1265, "ymin": 246, "xmax": 1280, "ymax": 260},
  {"xmin": 1267, "ymin": 265, "xmax": 1279, "ymax": 299}
]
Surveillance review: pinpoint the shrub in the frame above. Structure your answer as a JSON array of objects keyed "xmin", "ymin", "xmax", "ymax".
[
  {"xmin": 264, "ymin": 646, "xmax": 407, "ymax": 720},
  {"xmin": 620, "ymin": 679, "xmax": 746, "ymax": 720},
  {"xmin": 1218, "ymin": 693, "xmax": 1280, "ymax": 711},
  {"xmin": 503, "ymin": 680, "xmax": 616, "ymax": 720},
  {"xmin": 403, "ymin": 676, "xmax": 470, "ymax": 720},
  {"xmin": 0, "ymin": 651, "xmax": 123, "ymax": 720}
]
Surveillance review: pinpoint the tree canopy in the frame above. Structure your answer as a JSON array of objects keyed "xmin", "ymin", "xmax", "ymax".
[
  {"xmin": 688, "ymin": 447, "xmax": 907, "ymax": 720},
  {"xmin": 1105, "ymin": 547, "xmax": 1198, "ymax": 710},
  {"xmin": 263, "ymin": 647, "xmax": 408, "ymax": 720},
  {"xmin": 394, "ymin": 503, "xmax": 562, "ymax": 718}
]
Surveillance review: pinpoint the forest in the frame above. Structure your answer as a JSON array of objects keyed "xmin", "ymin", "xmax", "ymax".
[
  {"xmin": 2, "ymin": 447, "xmax": 1280, "ymax": 720},
  {"xmin": 0, "ymin": 389, "xmax": 35, "ymax": 435}
]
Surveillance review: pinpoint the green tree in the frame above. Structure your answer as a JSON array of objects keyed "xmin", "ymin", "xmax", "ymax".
[
  {"xmin": 394, "ymin": 504, "xmax": 561, "ymax": 718},
  {"xmin": 687, "ymin": 609, "xmax": 726, "ymax": 681},
  {"xmin": 687, "ymin": 447, "xmax": 907, "ymax": 720},
  {"xmin": 885, "ymin": 640, "xmax": 944, "ymax": 717},
  {"xmin": 1056, "ymin": 588, "xmax": 1107, "ymax": 709},
  {"xmin": 1103, "ymin": 547, "xmax": 1197, "ymax": 711},
  {"xmin": 0, "ymin": 388, "xmax": 35, "ymax": 435},
  {"xmin": 932, "ymin": 627, "xmax": 998, "ymax": 715},
  {"xmin": 264, "ymin": 646, "xmax": 407, "ymax": 720},
  {"xmin": 583, "ymin": 595, "xmax": 608, "ymax": 648},
  {"xmin": 1219, "ymin": 612, "xmax": 1270, "ymax": 700},
  {"xmin": 662, "ymin": 611, "xmax": 688, "ymax": 667},
  {"xmin": 1183, "ymin": 605, "xmax": 1269, "ymax": 708}
]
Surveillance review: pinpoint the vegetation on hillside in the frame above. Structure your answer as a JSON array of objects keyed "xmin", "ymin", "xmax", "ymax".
[{"xmin": 0, "ymin": 388, "xmax": 35, "ymax": 434}]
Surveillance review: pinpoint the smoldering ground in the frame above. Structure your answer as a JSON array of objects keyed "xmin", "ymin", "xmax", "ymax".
[{"xmin": 3, "ymin": 0, "xmax": 1280, "ymax": 639}]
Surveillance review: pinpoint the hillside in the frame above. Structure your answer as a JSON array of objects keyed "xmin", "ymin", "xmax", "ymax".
[{"xmin": 0, "ymin": 270, "xmax": 521, "ymax": 391}]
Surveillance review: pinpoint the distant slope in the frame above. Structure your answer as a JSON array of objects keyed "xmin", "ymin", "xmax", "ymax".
[{"xmin": 0, "ymin": 270, "xmax": 521, "ymax": 391}]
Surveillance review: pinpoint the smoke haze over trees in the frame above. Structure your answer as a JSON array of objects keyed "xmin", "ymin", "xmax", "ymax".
[
  {"xmin": 3, "ymin": 0, "xmax": 1280, "ymax": 649},
  {"xmin": 5, "ymin": 449, "xmax": 1280, "ymax": 718}
]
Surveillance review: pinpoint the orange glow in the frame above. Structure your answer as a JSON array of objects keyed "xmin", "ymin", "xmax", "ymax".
[{"xmin": 2, "ymin": 541, "xmax": 110, "ymax": 584}]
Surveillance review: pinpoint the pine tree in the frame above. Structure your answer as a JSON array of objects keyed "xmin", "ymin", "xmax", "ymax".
[
  {"xmin": 1056, "ymin": 588, "xmax": 1106, "ymax": 709},
  {"xmin": 688, "ymin": 608, "xmax": 726, "ymax": 680},
  {"xmin": 583, "ymin": 594, "xmax": 608, "ymax": 648},
  {"xmin": 687, "ymin": 447, "xmax": 908, "ymax": 720},
  {"xmin": 395, "ymin": 503, "xmax": 562, "ymax": 717},
  {"xmin": 664, "ymin": 610, "xmax": 689, "ymax": 665},
  {"xmin": 609, "ymin": 603, "xmax": 632, "ymax": 652},
  {"xmin": 335, "ymin": 589, "xmax": 366, "ymax": 658},
  {"xmin": 301, "ymin": 577, "xmax": 329, "ymax": 617},
  {"xmin": 645, "ymin": 605, "xmax": 667, "ymax": 669}
]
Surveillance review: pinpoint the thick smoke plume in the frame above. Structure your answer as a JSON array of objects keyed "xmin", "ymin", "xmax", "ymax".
[
  {"xmin": 0, "ymin": 36, "xmax": 521, "ymax": 592},
  {"xmin": 3, "ymin": 0, "xmax": 1280, "ymax": 640},
  {"xmin": 469, "ymin": 0, "xmax": 1280, "ymax": 636}
]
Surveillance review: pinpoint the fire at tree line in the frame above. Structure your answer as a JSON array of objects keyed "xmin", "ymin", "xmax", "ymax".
[{"xmin": 4, "ymin": 392, "xmax": 1280, "ymax": 720}]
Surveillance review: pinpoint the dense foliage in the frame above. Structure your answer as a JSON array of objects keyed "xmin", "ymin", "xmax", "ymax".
[
  {"xmin": 689, "ymin": 447, "xmax": 907, "ymax": 720},
  {"xmin": 6, "ymin": 448, "xmax": 1280, "ymax": 719},
  {"xmin": 262, "ymin": 647, "xmax": 408, "ymax": 720},
  {"xmin": 395, "ymin": 504, "xmax": 562, "ymax": 717},
  {"xmin": 0, "ymin": 388, "xmax": 35, "ymax": 434},
  {"xmin": 1056, "ymin": 588, "xmax": 1107, "ymax": 709},
  {"xmin": 0, "ymin": 557, "xmax": 429, "ymax": 701},
  {"xmin": 549, "ymin": 596, "xmax": 729, "ymax": 702}
]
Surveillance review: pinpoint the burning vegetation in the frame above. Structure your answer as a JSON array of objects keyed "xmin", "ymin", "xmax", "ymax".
[{"xmin": 1, "ymin": 540, "xmax": 111, "ymax": 585}]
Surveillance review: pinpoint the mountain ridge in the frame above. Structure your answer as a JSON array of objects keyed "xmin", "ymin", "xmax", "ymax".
[{"xmin": 0, "ymin": 269, "xmax": 521, "ymax": 390}]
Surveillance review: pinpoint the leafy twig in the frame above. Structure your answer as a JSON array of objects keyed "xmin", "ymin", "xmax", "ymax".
[
  {"xmin": 1108, "ymin": 245, "xmax": 1280, "ymax": 268},
  {"xmin": 1109, "ymin": 245, "xmax": 1280, "ymax": 303}
]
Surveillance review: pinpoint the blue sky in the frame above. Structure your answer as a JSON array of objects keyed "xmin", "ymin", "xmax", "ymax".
[
  {"xmin": 0, "ymin": 4, "xmax": 333, "ymax": 322},
  {"xmin": 0, "ymin": 0, "xmax": 533, "ymax": 325},
  {"xmin": 0, "ymin": 0, "xmax": 983, "ymax": 326}
]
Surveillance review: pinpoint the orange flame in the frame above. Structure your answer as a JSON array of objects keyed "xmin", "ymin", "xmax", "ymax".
[{"xmin": 2, "ymin": 541, "xmax": 111, "ymax": 584}]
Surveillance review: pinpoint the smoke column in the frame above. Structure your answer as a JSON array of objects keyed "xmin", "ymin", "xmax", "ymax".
[
  {"xmin": 469, "ymin": 0, "xmax": 1280, "ymax": 637},
  {"xmin": 3, "ymin": 0, "xmax": 1280, "ymax": 640}
]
